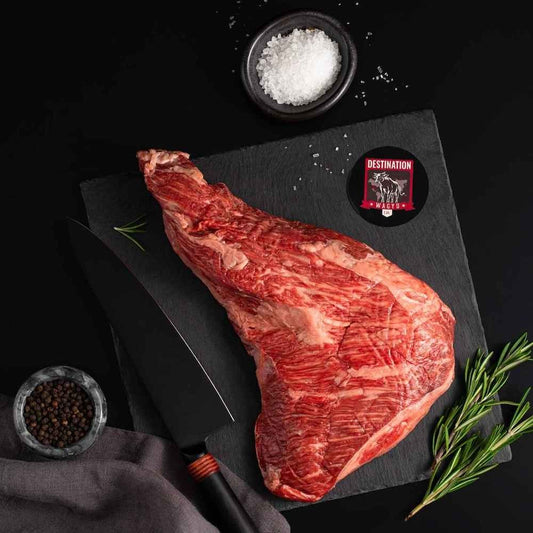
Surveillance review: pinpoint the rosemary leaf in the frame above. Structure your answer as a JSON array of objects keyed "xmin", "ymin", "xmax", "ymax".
[{"xmin": 113, "ymin": 215, "xmax": 147, "ymax": 252}]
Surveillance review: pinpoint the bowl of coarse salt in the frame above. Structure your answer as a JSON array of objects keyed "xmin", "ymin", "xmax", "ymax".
[{"xmin": 241, "ymin": 10, "xmax": 357, "ymax": 121}]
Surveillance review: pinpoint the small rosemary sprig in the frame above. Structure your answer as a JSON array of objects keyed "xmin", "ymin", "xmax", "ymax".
[
  {"xmin": 113, "ymin": 214, "xmax": 147, "ymax": 252},
  {"xmin": 407, "ymin": 333, "xmax": 533, "ymax": 520}
]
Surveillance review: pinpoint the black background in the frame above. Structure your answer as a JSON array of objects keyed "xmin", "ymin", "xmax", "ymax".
[{"xmin": 2, "ymin": 1, "xmax": 532, "ymax": 531}]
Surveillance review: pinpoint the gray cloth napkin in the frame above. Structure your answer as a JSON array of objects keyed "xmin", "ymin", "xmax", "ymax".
[{"xmin": 0, "ymin": 394, "xmax": 290, "ymax": 533}]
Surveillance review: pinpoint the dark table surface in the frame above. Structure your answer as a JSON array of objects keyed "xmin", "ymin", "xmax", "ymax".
[{"xmin": 2, "ymin": 1, "xmax": 532, "ymax": 531}]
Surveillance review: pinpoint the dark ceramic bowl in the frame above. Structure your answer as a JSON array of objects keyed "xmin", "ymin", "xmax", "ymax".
[
  {"xmin": 241, "ymin": 10, "xmax": 357, "ymax": 121},
  {"xmin": 13, "ymin": 366, "xmax": 107, "ymax": 459}
]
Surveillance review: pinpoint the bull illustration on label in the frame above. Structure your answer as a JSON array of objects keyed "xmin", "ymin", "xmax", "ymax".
[
  {"xmin": 369, "ymin": 172, "xmax": 407, "ymax": 204},
  {"xmin": 361, "ymin": 159, "xmax": 415, "ymax": 217}
]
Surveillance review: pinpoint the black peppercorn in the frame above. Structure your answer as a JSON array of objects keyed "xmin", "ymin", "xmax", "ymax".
[{"xmin": 23, "ymin": 380, "xmax": 95, "ymax": 448}]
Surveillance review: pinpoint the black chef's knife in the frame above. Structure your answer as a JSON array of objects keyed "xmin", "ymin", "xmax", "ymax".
[{"xmin": 67, "ymin": 219, "xmax": 258, "ymax": 533}]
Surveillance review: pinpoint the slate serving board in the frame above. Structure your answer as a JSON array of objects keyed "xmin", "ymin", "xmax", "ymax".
[{"xmin": 81, "ymin": 110, "xmax": 510, "ymax": 512}]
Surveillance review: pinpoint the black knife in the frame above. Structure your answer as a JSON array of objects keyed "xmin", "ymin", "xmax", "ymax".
[{"xmin": 67, "ymin": 219, "xmax": 258, "ymax": 533}]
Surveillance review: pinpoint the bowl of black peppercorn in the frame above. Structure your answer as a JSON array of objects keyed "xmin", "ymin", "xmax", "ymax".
[{"xmin": 13, "ymin": 366, "xmax": 107, "ymax": 459}]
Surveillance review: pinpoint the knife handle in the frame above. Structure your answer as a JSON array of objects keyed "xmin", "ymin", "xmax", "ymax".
[{"xmin": 186, "ymin": 452, "xmax": 259, "ymax": 533}]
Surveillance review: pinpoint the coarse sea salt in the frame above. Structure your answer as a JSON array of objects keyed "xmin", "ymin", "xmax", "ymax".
[{"xmin": 256, "ymin": 28, "xmax": 341, "ymax": 106}]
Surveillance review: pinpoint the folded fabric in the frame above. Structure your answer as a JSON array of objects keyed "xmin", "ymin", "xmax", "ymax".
[{"xmin": 0, "ymin": 394, "xmax": 290, "ymax": 532}]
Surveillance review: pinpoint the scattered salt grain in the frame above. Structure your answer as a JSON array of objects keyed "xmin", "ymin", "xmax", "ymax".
[
  {"xmin": 312, "ymin": 153, "xmax": 320, "ymax": 158},
  {"xmin": 256, "ymin": 29, "xmax": 342, "ymax": 106},
  {"xmin": 343, "ymin": 133, "xmax": 348, "ymax": 138},
  {"xmin": 293, "ymin": 185, "xmax": 297, "ymax": 191}
]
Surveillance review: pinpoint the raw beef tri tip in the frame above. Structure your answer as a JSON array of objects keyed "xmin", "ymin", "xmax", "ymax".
[{"xmin": 138, "ymin": 149, "xmax": 456, "ymax": 502}]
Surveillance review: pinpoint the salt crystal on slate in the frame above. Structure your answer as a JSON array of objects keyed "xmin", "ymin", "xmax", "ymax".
[
  {"xmin": 312, "ymin": 153, "xmax": 320, "ymax": 158},
  {"xmin": 256, "ymin": 29, "xmax": 341, "ymax": 106}
]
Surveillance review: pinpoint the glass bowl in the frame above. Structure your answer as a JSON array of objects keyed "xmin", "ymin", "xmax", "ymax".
[{"xmin": 13, "ymin": 365, "xmax": 107, "ymax": 459}]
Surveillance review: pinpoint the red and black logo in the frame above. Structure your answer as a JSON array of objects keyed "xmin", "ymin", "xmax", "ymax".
[
  {"xmin": 347, "ymin": 147, "xmax": 428, "ymax": 227},
  {"xmin": 361, "ymin": 158, "xmax": 414, "ymax": 217}
]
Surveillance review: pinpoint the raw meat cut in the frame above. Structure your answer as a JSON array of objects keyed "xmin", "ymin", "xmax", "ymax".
[{"xmin": 138, "ymin": 149, "xmax": 456, "ymax": 502}]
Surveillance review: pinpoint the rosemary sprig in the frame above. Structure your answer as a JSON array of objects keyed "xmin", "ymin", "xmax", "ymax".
[
  {"xmin": 431, "ymin": 334, "xmax": 532, "ymax": 470},
  {"xmin": 113, "ymin": 214, "xmax": 147, "ymax": 252},
  {"xmin": 407, "ymin": 333, "xmax": 533, "ymax": 520}
]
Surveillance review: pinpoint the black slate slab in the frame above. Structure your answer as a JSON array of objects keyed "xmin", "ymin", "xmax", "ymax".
[{"xmin": 80, "ymin": 110, "xmax": 510, "ymax": 511}]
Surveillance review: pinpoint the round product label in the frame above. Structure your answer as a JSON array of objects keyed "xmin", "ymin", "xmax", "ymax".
[{"xmin": 347, "ymin": 146, "xmax": 428, "ymax": 227}]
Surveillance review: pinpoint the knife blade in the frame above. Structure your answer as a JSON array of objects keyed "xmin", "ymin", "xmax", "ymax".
[{"xmin": 67, "ymin": 218, "xmax": 258, "ymax": 533}]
